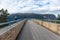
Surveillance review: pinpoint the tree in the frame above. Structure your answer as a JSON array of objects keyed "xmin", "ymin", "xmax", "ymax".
[
  {"xmin": 58, "ymin": 14, "xmax": 60, "ymax": 20},
  {"xmin": 0, "ymin": 8, "xmax": 9, "ymax": 23}
]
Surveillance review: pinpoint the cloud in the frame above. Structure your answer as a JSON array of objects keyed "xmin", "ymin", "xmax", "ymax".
[{"xmin": 0, "ymin": 0, "xmax": 60, "ymax": 13}]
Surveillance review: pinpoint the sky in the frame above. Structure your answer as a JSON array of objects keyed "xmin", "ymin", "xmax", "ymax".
[{"xmin": 0, "ymin": 0, "xmax": 60, "ymax": 14}]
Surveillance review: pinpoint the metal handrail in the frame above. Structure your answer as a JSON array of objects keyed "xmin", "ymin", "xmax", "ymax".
[
  {"xmin": 0, "ymin": 19, "xmax": 21, "ymax": 26},
  {"xmin": 40, "ymin": 19, "xmax": 60, "ymax": 24}
]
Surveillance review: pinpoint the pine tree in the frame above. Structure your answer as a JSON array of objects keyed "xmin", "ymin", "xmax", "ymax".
[
  {"xmin": 0, "ymin": 8, "xmax": 9, "ymax": 23},
  {"xmin": 58, "ymin": 14, "xmax": 60, "ymax": 20}
]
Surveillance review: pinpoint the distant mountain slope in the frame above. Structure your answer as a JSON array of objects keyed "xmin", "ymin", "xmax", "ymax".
[{"xmin": 8, "ymin": 13, "xmax": 57, "ymax": 21}]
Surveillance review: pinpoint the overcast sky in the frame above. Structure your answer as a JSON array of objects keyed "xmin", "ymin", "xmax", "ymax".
[{"xmin": 0, "ymin": 0, "xmax": 60, "ymax": 13}]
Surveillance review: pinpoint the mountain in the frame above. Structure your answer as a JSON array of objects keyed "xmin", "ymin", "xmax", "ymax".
[{"xmin": 7, "ymin": 13, "xmax": 57, "ymax": 21}]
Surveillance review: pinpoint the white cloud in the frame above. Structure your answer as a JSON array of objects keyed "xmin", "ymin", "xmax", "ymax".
[{"xmin": 0, "ymin": 0, "xmax": 60, "ymax": 14}]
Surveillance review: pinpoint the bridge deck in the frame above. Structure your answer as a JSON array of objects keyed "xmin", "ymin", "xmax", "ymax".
[{"xmin": 17, "ymin": 20, "xmax": 60, "ymax": 40}]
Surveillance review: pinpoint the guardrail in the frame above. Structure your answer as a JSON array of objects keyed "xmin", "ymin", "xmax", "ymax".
[
  {"xmin": 40, "ymin": 19, "xmax": 60, "ymax": 24},
  {"xmin": 0, "ymin": 19, "xmax": 21, "ymax": 27}
]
